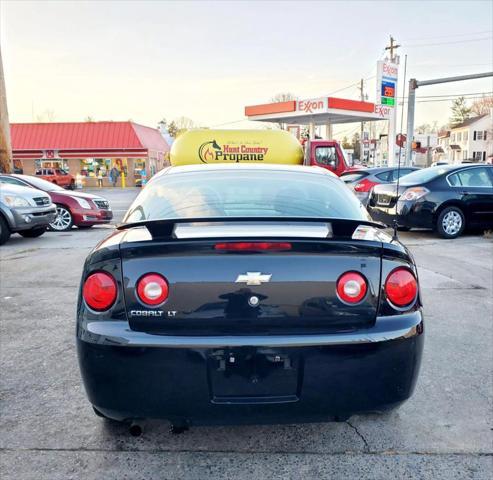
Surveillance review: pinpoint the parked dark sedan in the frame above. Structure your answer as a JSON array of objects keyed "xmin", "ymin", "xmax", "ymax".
[
  {"xmin": 77, "ymin": 164, "xmax": 424, "ymax": 434},
  {"xmin": 368, "ymin": 164, "xmax": 493, "ymax": 238},
  {"xmin": 341, "ymin": 166, "xmax": 420, "ymax": 205}
]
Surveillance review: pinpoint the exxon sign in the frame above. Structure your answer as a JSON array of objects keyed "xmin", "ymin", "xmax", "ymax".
[{"xmin": 297, "ymin": 97, "xmax": 328, "ymax": 114}]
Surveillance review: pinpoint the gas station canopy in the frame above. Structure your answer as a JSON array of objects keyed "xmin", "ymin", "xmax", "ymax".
[{"xmin": 245, "ymin": 96, "xmax": 384, "ymax": 125}]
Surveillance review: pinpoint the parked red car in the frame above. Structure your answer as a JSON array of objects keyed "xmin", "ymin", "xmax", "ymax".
[
  {"xmin": 35, "ymin": 168, "xmax": 76, "ymax": 189},
  {"xmin": 0, "ymin": 174, "xmax": 113, "ymax": 231}
]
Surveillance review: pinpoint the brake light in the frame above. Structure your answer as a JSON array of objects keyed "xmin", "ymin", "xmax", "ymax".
[
  {"xmin": 385, "ymin": 268, "xmax": 418, "ymax": 308},
  {"xmin": 215, "ymin": 242, "xmax": 292, "ymax": 251},
  {"xmin": 354, "ymin": 178, "xmax": 377, "ymax": 192},
  {"xmin": 336, "ymin": 272, "xmax": 367, "ymax": 304},
  {"xmin": 136, "ymin": 273, "xmax": 169, "ymax": 306},
  {"xmin": 83, "ymin": 272, "xmax": 117, "ymax": 311}
]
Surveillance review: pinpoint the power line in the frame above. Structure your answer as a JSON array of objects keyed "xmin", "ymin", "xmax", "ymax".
[
  {"xmin": 402, "ymin": 29, "xmax": 492, "ymax": 41},
  {"xmin": 405, "ymin": 36, "xmax": 493, "ymax": 47},
  {"xmin": 416, "ymin": 91, "xmax": 493, "ymax": 99},
  {"xmin": 410, "ymin": 62, "xmax": 492, "ymax": 68},
  {"xmin": 416, "ymin": 96, "xmax": 492, "ymax": 103}
]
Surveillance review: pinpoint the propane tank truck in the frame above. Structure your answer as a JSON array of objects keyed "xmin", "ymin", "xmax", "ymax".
[{"xmin": 170, "ymin": 129, "xmax": 355, "ymax": 176}]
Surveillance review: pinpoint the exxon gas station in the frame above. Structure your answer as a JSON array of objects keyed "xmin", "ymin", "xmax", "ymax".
[{"xmin": 245, "ymin": 59, "xmax": 400, "ymax": 164}]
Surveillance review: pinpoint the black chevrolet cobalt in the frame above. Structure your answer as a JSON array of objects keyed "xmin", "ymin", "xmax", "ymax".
[{"xmin": 77, "ymin": 164, "xmax": 424, "ymax": 433}]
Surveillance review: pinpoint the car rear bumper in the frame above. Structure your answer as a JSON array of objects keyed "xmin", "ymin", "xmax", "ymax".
[
  {"xmin": 77, "ymin": 310, "xmax": 424, "ymax": 424},
  {"xmin": 368, "ymin": 201, "xmax": 434, "ymax": 229},
  {"xmin": 72, "ymin": 208, "xmax": 113, "ymax": 226}
]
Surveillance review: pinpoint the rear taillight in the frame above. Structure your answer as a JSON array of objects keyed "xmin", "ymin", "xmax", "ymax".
[
  {"xmin": 136, "ymin": 273, "xmax": 169, "ymax": 306},
  {"xmin": 83, "ymin": 272, "xmax": 117, "ymax": 311},
  {"xmin": 336, "ymin": 272, "xmax": 368, "ymax": 304},
  {"xmin": 215, "ymin": 242, "xmax": 292, "ymax": 251},
  {"xmin": 400, "ymin": 187, "xmax": 429, "ymax": 201},
  {"xmin": 354, "ymin": 179, "xmax": 377, "ymax": 192},
  {"xmin": 385, "ymin": 268, "xmax": 418, "ymax": 308}
]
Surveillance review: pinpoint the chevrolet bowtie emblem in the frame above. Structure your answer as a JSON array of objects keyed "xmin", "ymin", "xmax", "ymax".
[{"xmin": 235, "ymin": 272, "xmax": 272, "ymax": 286}]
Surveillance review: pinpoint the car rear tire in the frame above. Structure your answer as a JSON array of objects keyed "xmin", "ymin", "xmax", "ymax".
[
  {"xmin": 436, "ymin": 206, "xmax": 465, "ymax": 239},
  {"xmin": 0, "ymin": 216, "xmax": 11, "ymax": 245},
  {"xmin": 19, "ymin": 227, "xmax": 46, "ymax": 238},
  {"xmin": 49, "ymin": 205, "xmax": 73, "ymax": 231},
  {"xmin": 68, "ymin": 180, "xmax": 75, "ymax": 190}
]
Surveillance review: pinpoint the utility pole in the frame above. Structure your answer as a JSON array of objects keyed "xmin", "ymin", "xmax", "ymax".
[
  {"xmin": 358, "ymin": 78, "xmax": 364, "ymax": 162},
  {"xmin": 405, "ymin": 71, "xmax": 493, "ymax": 166},
  {"xmin": 0, "ymin": 47, "xmax": 13, "ymax": 173},
  {"xmin": 384, "ymin": 35, "xmax": 400, "ymax": 167},
  {"xmin": 385, "ymin": 36, "xmax": 401, "ymax": 62}
]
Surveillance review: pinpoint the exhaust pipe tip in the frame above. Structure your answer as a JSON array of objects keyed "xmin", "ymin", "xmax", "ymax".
[{"xmin": 129, "ymin": 421, "xmax": 144, "ymax": 437}]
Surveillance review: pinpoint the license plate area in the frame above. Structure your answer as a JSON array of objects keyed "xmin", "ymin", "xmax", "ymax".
[
  {"xmin": 377, "ymin": 194, "xmax": 392, "ymax": 206},
  {"xmin": 208, "ymin": 347, "xmax": 301, "ymax": 404}
]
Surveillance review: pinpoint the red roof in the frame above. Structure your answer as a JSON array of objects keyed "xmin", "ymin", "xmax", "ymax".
[{"xmin": 10, "ymin": 121, "xmax": 169, "ymax": 152}]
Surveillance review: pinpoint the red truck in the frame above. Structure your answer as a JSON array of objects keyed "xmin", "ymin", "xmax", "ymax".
[
  {"xmin": 302, "ymin": 139, "xmax": 356, "ymax": 176},
  {"xmin": 35, "ymin": 168, "xmax": 75, "ymax": 189}
]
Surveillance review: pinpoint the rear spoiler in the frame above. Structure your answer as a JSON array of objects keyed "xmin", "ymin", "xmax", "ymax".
[{"xmin": 116, "ymin": 217, "xmax": 387, "ymax": 241}]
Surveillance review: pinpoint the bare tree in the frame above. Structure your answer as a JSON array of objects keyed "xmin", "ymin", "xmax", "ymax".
[
  {"xmin": 271, "ymin": 92, "xmax": 297, "ymax": 103},
  {"xmin": 35, "ymin": 109, "xmax": 56, "ymax": 122},
  {"xmin": 167, "ymin": 121, "xmax": 179, "ymax": 138},
  {"xmin": 172, "ymin": 116, "xmax": 195, "ymax": 137},
  {"xmin": 471, "ymin": 96, "xmax": 493, "ymax": 116},
  {"xmin": 270, "ymin": 92, "xmax": 297, "ymax": 130},
  {"xmin": 174, "ymin": 116, "xmax": 195, "ymax": 130}
]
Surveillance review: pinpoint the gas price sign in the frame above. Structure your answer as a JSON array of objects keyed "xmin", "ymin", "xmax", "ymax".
[{"xmin": 381, "ymin": 81, "xmax": 396, "ymax": 105}]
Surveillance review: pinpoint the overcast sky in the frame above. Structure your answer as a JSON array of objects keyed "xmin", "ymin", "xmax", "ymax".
[{"xmin": 1, "ymin": 0, "xmax": 492, "ymax": 137}]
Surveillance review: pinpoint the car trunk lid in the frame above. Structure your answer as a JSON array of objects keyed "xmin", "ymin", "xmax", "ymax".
[{"xmin": 119, "ymin": 221, "xmax": 383, "ymax": 335}]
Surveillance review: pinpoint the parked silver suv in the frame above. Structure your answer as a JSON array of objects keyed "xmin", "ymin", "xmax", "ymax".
[{"xmin": 0, "ymin": 183, "xmax": 57, "ymax": 245}]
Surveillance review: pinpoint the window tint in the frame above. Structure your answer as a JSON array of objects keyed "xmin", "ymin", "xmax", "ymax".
[
  {"xmin": 0, "ymin": 176, "xmax": 26, "ymax": 187},
  {"xmin": 340, "ymin": 172, "xmax": 369, "ymax": 183},
  {"xmin": 400, "ymin": 166, "xmax": 452, "ymax": 185},
  {"xmin": 386, "ymin": 169, "xmax": 413, "ymax": 182},
  {"xmin": 375, "ymin": 171, "xmax": 391, "ymax": 181},
  {"xmin": 124, "ymin": 170, "xmax": 370, "ymax": 223},
  {"xmin": 447, "ymin": 173, "xmax": 461, "ymax": 187},
  {"xmin": 315, "ymin": 146, "xmax": 337, "ymax": 166},
  {"xmin": 456, "ymin": 168, "xmax": 493, "ymax": 187}
]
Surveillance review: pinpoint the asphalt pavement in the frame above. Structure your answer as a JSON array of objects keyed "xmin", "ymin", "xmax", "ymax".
[{"xmin": 0, "ymin": 188, "xmax": 492, "ymax": 479}]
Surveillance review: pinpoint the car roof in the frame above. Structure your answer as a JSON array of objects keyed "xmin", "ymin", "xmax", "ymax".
[
  {"xmin": 343, "ymin": 166, "xmax": 418, "ymax": 174},
  {"xmin": 430, "ymin": 163, "xmax": 490, "ymax": 173},
  {"xmin": 152, "ymin": 163, "xmax": 339, "ymax": 181}
]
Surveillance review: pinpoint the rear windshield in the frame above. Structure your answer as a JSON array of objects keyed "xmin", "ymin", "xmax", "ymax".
[
  {"xmin": 124, "ymin": 170, "xmax": 370, "ymax": 223},
  {"xmin": 399, "ymin": 166, "xmax": 451, "ymax": 185},
  {"xmin": 340, "ymin": 171, "xmax": 369, "ymax": 183}
]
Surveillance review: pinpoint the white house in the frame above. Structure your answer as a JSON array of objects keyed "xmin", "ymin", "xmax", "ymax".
[
  {"xmin": 448, "ymin": 111, "xmax": 493, "ymax": 163},
  {"xmin": 434, "ymin": 131, "xmax": 450, "ymax": 163}
]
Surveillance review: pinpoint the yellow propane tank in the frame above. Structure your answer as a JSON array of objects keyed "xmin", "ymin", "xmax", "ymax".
[{"xmin": 170, "ymin": 129, "xmax": 304, "ymax": 166}]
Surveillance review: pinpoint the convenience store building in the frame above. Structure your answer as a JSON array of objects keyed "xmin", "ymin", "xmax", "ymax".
[{"xmin": 10, "ymin": 121, "xmax": 170, "ymax": 187}]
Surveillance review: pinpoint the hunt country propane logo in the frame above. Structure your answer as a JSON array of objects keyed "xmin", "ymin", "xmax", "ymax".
[{"xmin": 198, "ymin": 140, "xmax": 269, "ymax": 163}]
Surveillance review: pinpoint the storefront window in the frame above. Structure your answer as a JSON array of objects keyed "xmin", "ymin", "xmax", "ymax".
[
  {"xmin": 80, "ymin": 158, "xmax": 111, "ymax": 177},
  {"xmin": 34, "ymin": 159, "xmax": 69, "ymax": 173}
]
